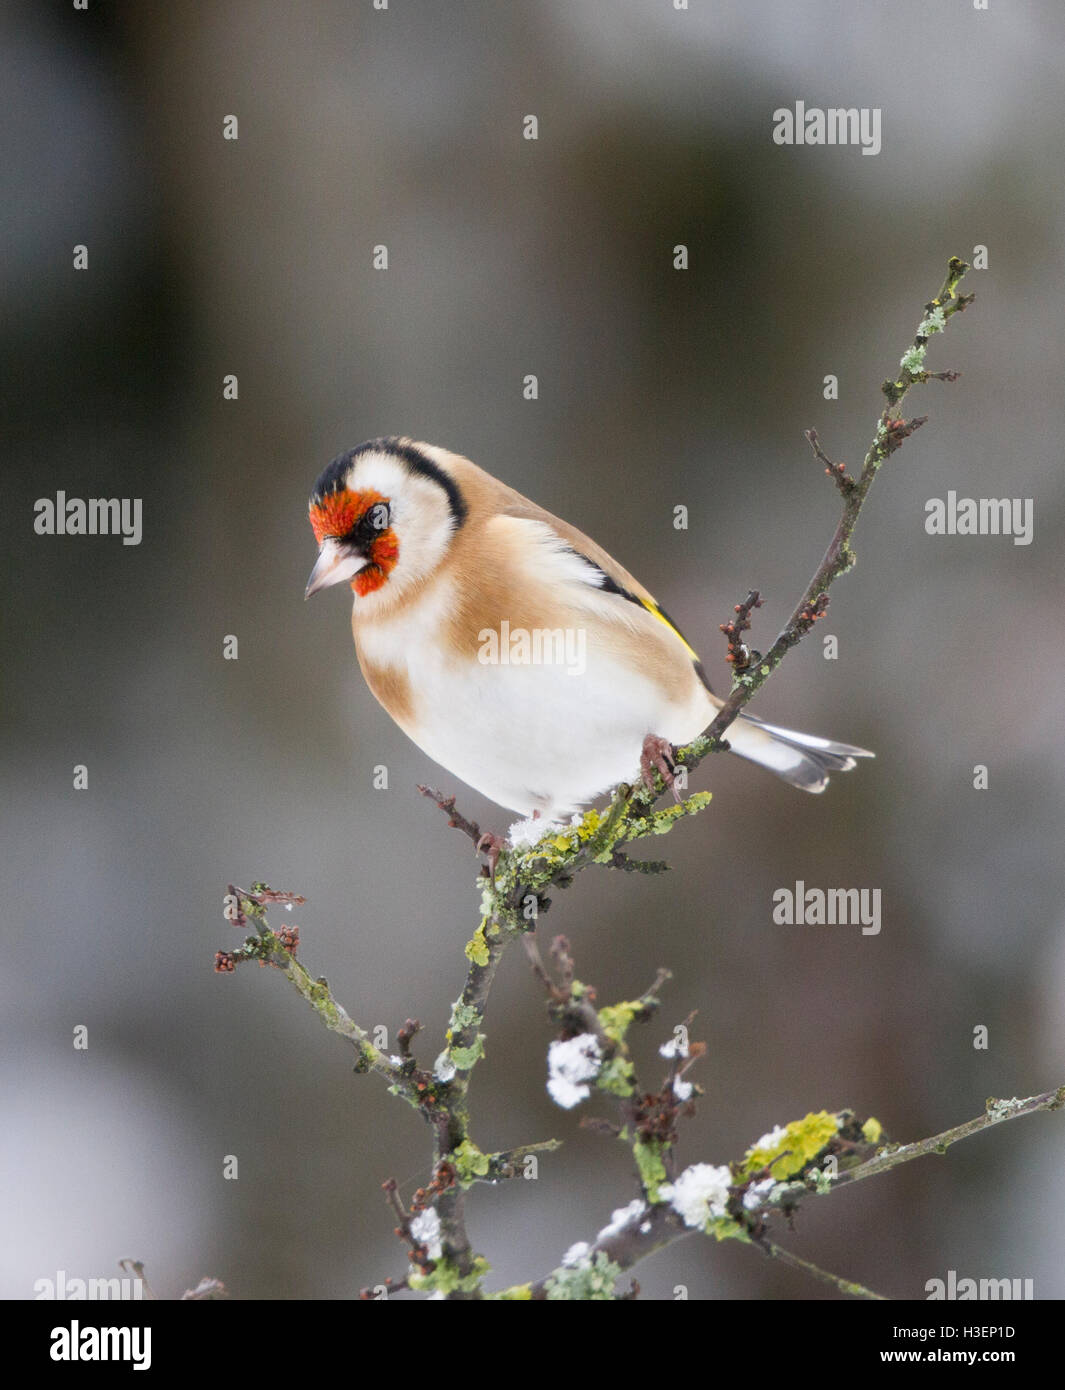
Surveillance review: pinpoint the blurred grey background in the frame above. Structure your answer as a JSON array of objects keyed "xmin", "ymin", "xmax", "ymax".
[{"xmin": 3, "ymin": 0, "xmax": 1064, "ymax": 1300}]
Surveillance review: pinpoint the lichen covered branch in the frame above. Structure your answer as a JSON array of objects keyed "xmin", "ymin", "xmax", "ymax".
[
  {"xmin": 210, "ymin": 261, "xmax": 1014, "ymax": 1302},
  {"xmin": 521, "ymin": 1088, "xmax": 1062, "ymax": 1301}
]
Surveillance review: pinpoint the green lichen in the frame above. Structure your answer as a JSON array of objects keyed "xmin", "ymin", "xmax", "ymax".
[
  {"xmin": 809, "ymin": 1164, "xmax": 836, "ymax": 1194},
  {"xmin": 741, "ymin": 1110, "xmax": 842, "ymax": 1180},
  {"xmin": 464, "ymin": 920, "xmax": 490, "ymax": 967},
  {"xmin": 544, "ymin": 1251, "xmax": 621, "ymax": 1300},
  {"xmin": 452, "ymin": 1139, "xmax": 491, "ymax": 1186},
  {"xmin": 861, "ymin": 1116, "xmax": 883, "ymax": 1144},
  {"xmin": 504, "ymin": 808, "xmax": 607, "ymax": 868},
  {"xmin": 633, "ymin": 1138, "xmax": 668, "ymax": 1201},
  {"xmin": 449, "ymin": 1000, "xmax": 480, "ymax": 1032},
  {"xmin": 490, "ymin": 1283, "xmax": 532, "ymax": 1300},
  {"xmin": 643, "ymin": 793, "xmax": 712, "ymax": 836},
  {"xmin": 598, "ymin": 1001, "xmax": 640, "ymax": 1045},
  {"xmin": 409, "ymin": 1254, "xmax": 491, "ymax": 1297},
  {"xmin": 449, "ymin": 1035, "xmax": 485, "ymax": 1071},
  {"xmin": 557, "ymin": 808, "xmax": 604, "ymax": 849},
  {"xmin": 917, "ymin": 306, "xmax": 946, "ymax": 336},
  {"xmin": 597, "ymin": 1055, "xmax": 636, "ymax": 1097},
  {"xmin": 473, "ymin": 779, "xmax": 713, "ymax": 913},
  {"xmin": 899, "ymin": 343, "xmax": 926, "ymax": 373}
]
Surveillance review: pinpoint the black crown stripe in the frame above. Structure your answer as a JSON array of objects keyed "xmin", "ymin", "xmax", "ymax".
[{"xmin": 311, "ymin": 437, "xmax": 468, "ymax": 530}]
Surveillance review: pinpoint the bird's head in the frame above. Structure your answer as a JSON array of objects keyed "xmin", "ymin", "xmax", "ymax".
[{"xmin": 305, "ymin": 437, "xmax": 468, "ymax": 603}]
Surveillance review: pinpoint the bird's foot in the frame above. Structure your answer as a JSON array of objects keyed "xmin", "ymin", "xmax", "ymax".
[
  {"xmin": 640, "ymin": 734, "xmax": 681, "ymax": 803},
  {"xmin": 475, "ymin": 831, "xmax": 506, "ymax": 880}
]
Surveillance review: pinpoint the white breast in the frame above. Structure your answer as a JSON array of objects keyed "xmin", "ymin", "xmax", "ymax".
[{"xmin": 355, "ymin": 578, "xmax": 710, "ymax": 818}]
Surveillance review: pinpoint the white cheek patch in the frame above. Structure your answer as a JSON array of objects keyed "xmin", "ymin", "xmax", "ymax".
[{"xmin": 349, "ymin": 455, "xmax": 456, "ymax": 594}]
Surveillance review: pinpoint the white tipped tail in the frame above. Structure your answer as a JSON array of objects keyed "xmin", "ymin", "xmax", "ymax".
[{"xmin": 723, "ymin": 712, "xmax": 874, "ymax": 793}]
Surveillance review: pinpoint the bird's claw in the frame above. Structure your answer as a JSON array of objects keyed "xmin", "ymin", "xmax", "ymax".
[
  {"xmin": 475, "ymin": 831, "xmax": 505, "ymax": 881},
  {"xmin": 640, "ymin": 734, "xmax": 681, "ymax": 803}
]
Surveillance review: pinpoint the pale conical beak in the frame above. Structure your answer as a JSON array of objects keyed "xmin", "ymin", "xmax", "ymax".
[{"xmin": 304, "ymin": 539, "xmax": 368, "ymax": 598}]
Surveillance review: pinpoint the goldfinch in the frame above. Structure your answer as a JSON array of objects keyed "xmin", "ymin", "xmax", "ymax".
[{"xmin": 305, "ymin": 437, "xmax": 872, "ymax": 821}]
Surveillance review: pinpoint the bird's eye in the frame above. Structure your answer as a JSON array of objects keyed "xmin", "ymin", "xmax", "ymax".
[{"xmin": 367, "ymin": 501, "xmax": 391, "ymax": 532}]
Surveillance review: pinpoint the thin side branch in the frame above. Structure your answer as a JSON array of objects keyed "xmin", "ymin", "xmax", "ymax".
[
  {"xmin": 523, "ymin": 1087, "xmax": 1062, "ymax": 1300},
  {"xmin": 754, "ymin": 1238, "xmax": 885, "ymax": 1301},
  {"xmin": 827, "ymin": 1087, "xmax": 1065, "ymax": 1191},
  {"xmin": 681, "ymin": 255, "xmax": 973, "ymax": 767}
]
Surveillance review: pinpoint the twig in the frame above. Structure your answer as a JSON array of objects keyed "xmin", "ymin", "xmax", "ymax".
[
  {"xmin": 827, "ymin": 1088, "xmax": 1065, "ymax": 1191},
  {"xmin": 216, "ymin": 885, "xmax": 416, "ymax": 1097},
  {"xmin": 417, "ymin": 785, "xmax": 485, "ymax": 848},
  {"xmin": 805, "ymin": 427, "xmax": 855, "ymax": 495},
  {"xmin": 397, "ymin": 1018, "xmax": 422, "ymax": 1059},
  {"xmin": 523, "ymin": 1088, "xmax": 1061, "ymax": 1300},
  {"xmin": 686, "ymin": 255, "xmax": 973, "ymax": 762},
  {"xmin": 483, "ymin": 1139, "xmax": 564, "ymax": 1182},
  {"xmin": 719, "ymin": 590, "xmax": 764, "ymax": 669},
  {"xmin": 754, "ymin": 1238, "xmax": 885, "ymax": 1300}
]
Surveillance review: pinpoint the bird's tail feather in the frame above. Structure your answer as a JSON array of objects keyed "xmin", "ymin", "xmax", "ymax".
[{"xmin": 722, "ymin": 712, "xmax": 874, "ymax": 793}]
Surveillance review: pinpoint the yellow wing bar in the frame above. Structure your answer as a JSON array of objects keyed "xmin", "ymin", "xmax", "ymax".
[{"xmin": 638, "ymin": 596, "xmax": 701, "ymax": 662}]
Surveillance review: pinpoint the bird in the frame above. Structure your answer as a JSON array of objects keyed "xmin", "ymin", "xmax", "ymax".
[{"xmin": 305, "ymin": 437, "xmax": 873, "ymax": 825}]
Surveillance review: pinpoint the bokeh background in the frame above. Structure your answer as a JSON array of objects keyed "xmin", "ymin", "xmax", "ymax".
[{"xmin": 3, "ymin": 0, "xmax": 1064, "ymax": 1301}]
